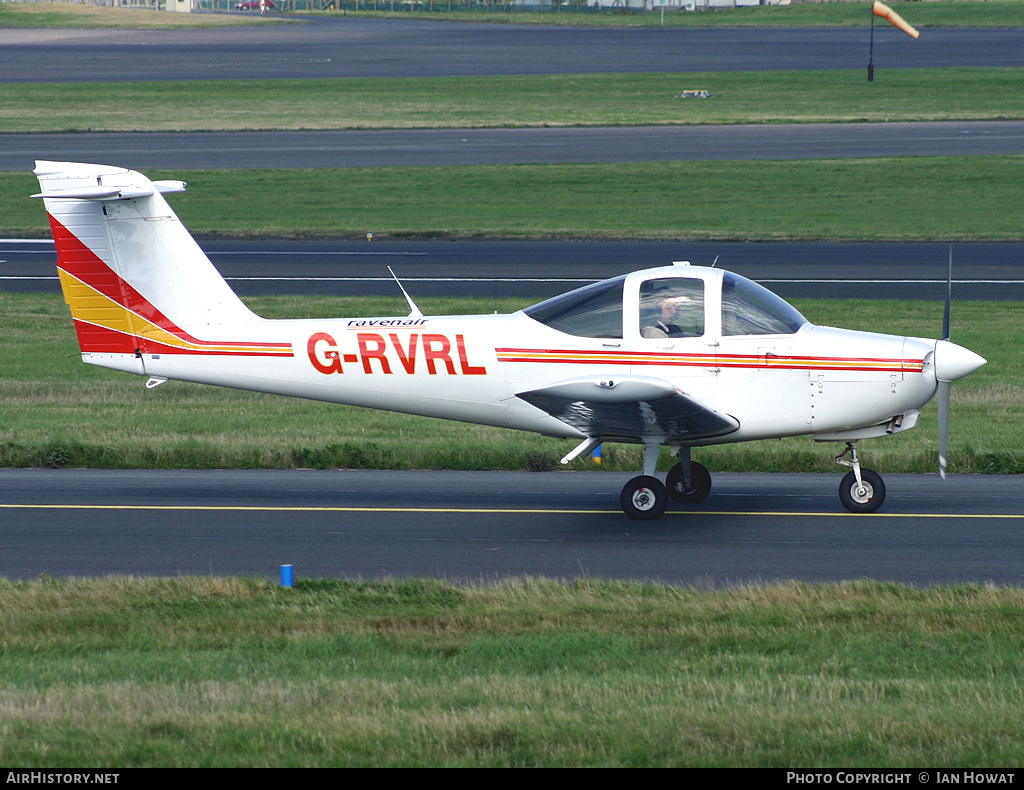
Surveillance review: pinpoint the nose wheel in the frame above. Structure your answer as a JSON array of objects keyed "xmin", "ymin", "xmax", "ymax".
[
  {"xmin": 836, "ymin": 442, "xmax": 886, "ymax": 513},
  {"xmin": 838, "ymin": 469, "xmax": 885, "ymax": 513}
]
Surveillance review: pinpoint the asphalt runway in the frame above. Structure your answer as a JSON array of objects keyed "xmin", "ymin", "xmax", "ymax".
[
  {"xmin": 3, "ymin": 19, "xmax": 1023, "ymax": 82},
  {"xmin": 6, "ymin": 120, "xmax": 1024, "ymax": 172},
  {"xmin": 2, "ymin": 469, "xmax": 1021, "ymax": 586},
  {"xmin": 5, "ymin": 237, "xmax": 1024, "ymax": 301}
]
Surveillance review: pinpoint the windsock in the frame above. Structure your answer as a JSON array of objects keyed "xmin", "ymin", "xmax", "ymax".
[{"xmin": 872, "ymin": 1, "xmax": 920, "ymax": 38}]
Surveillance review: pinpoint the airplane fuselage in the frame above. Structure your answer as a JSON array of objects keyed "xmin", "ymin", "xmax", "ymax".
[{"xmin": 94, "ymin": 307, "xmax": 938, "ymax": 448}]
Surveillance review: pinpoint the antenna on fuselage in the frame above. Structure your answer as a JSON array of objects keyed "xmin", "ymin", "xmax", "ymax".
[{"xmin": 388, "ymin": 266, "xmax": 423, "ymax": 318}]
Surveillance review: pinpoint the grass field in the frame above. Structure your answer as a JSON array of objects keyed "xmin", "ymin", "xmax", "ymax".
[
  {"xmin": 0, "ymin": 1, "xmax": 294, "ymax": 27},
  {"xmin": 4, "ymin": 67, "xmax": 1024, "ymax": 133},
  {"xmin": 6, "ymin": 156, "xmax": 1024, "ymax": 240},
  {"xmin": 342, "ymin": 1, "xmax": 1024, "ymax": 29},
  {"xmin": 2, "ymin": 291, "xmax": 1018, "ymax": 475},
  {"xmin": 4, "ymin": 0, "xmax": 1024, "ymax": 29},
  {"xmin": 1, "ymin": 576, "xmax": 1023, "ymax": 767}
]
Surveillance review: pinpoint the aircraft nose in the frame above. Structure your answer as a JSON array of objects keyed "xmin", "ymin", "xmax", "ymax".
[{"xmin": 933, "ymin": 339, "xmax": 986, "ymax": 383}]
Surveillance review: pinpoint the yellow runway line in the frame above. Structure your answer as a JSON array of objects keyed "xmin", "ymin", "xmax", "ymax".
[{"xmin": 1, "ymin": 504, "xmax": 1023, "ymax": 519}]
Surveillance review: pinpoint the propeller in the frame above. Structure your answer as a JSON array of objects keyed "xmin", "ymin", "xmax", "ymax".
[
  {"xmin": 937, "ymin": 380, "xmax": 950, "ymax": 479},
  {"xmin": 933, "ymin": 246, "xmax": 986, "ymax": 479},
  {"xmin": 938, "ymin": 247, "xmax": 952, "ymax": 479}
]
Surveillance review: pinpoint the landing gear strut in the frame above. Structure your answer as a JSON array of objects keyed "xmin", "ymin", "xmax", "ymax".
[
  {"xmin": 620, "ymin": 440, "xmax": 669, "ymax": 520},
  {"xmin": 836, "ymin": 441, "xmax": 886, "ymax": 513},
  {"xmin": 614, "ymin": 440, "xmax": 887, "ymax": 519},
  {"xmin": 620, "ymin": 444, "xmax": 710, "ymax": 520}
]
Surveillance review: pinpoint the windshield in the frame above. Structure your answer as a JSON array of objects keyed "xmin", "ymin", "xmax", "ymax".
[
  {"xmin": 523, "ymin": 276, "xmax": 625, "ymax": 339},
  {"xmin": 721, "ymin": 272, "xmax": 807, "ymax": 336}
]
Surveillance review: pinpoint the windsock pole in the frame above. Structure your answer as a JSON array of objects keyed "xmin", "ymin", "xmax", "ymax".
[
  {"xmin": 868, "ymin": 9, "xmax": 876, "ymax": 82},
  {"xmin": 868, "ymin": 1, "xmax": 920, "ymax": 82}
]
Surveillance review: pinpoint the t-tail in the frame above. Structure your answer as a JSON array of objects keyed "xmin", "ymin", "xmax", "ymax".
[{"xmin": 32, "ymin": 160, "xmax": 285, "ymax": 378}]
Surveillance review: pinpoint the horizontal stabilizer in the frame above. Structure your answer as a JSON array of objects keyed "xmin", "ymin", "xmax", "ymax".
[{"xmin": 31, "ymin": 181, "xmax": 187, "ymax": 201}]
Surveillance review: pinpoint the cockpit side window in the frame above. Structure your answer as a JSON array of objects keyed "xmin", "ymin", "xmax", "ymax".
[
  {"xmin": 721, "ymin": 272, "xmax": 807, "ymax": 336},
  {"xmin": 639, "ymin": 278, "xmax": 704, "ymax": 339},
  {"xmin": 523, "ymin": 276, "xmax": 624, "ymax": 339}
]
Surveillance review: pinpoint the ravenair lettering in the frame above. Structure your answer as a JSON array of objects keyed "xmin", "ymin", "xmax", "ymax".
[
  {"xmin": 307, "ymin": 331, "xmax": 486, "ymax": 376},
  {"xmin": 346, "ymin": 318, "xmax": 429, "ymax": 328}
]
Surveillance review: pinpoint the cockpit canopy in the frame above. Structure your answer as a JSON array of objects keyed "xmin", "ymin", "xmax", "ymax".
[
  {"xmin": 523, "ymin": 266, "xmax": 807, "ymax": 340},
  {"xmin": 720, "ymin": 272, "xmax": 807, "ymax": 336},
  {"xmin": 523, "ymin": 275, "xmax": 626, "ymax": 339}
]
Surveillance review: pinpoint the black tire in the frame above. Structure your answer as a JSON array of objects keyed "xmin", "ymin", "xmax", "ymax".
[
  {"xmin": 620, "ymin": 475, "xmax": 668, "ymax": 520},
  {"xmin": 838, "ymin": 469, "xmax": 886, "ymax": 513},
  {"xmin": 665, "ymin": 461, "xmax": 712, "ymax": 503}
]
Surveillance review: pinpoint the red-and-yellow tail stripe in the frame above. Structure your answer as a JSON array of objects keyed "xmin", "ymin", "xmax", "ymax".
[{"xmin": 50, "ymin": 215, "xmax": 292, "ymax": 358}]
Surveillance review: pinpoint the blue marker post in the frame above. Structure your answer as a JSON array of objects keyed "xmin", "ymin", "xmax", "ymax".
[
  {"xmin": 591, "ymin": 444, "xmax": 602, "ymax": 465},
  {"xmin": 280, "ymin": 564, "xmax": 294, "ymax": 588}
]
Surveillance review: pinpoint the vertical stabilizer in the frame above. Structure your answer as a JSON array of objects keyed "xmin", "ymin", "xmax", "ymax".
[{"xmin": 33, "ymin": 161, "xmax": 267, "ymax": 374}]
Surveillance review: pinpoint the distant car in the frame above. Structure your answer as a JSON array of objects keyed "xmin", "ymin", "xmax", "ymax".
[{"xmin": 234, "ymin": 0, "xmax": 274, "ymax": 9}]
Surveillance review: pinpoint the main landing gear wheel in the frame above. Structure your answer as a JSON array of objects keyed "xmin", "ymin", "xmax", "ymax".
[
  {"xmin": 665, "ymin": 462, "xmax": 712, "ymax": 503},
  {"xmin": 620, "ymin": 475, "xmax": 668, "ymax": 521},
  {"xmin": 838, "ymin": 468, "xmax": 886, "ymax": 513}
]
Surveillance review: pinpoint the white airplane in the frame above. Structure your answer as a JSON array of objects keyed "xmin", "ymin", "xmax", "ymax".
[{"xmin": 33, "ymin": 161, "xmax": 986, "ymax": 520}]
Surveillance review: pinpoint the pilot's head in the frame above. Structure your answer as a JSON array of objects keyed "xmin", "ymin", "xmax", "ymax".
[{"xmin": 658, "ymin": 294, "xmax": 693, "ymax": 320}]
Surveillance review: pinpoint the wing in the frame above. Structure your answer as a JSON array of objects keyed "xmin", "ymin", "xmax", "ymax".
[{"xmin": 516, "ymin": 375, "xmax": 739, "ymax": 443}]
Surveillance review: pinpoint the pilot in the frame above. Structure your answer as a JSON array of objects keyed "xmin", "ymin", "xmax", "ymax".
[{"xmin": 641, "ymin": 288, "xmax": 702, "ymax": 338}]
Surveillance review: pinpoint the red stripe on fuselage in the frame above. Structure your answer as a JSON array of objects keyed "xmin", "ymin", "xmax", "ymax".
[{"xmin": 495, "ymin": 347, "xmax": 921, "ymax": 373}]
